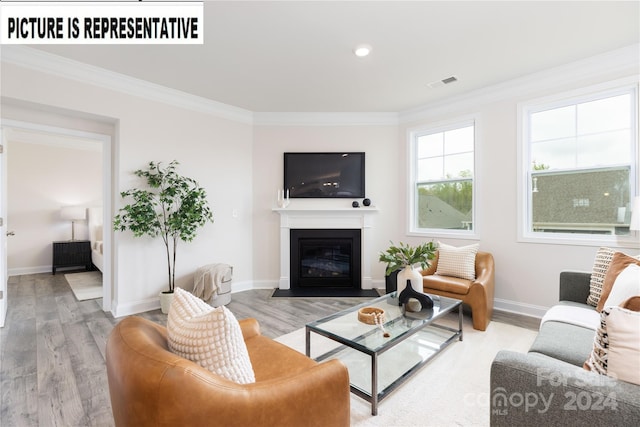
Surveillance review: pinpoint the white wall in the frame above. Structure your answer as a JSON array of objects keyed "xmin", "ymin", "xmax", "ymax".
[
  {"xmin": 6, "ymin": 138, "xmax": 102, "ymax": 274},
  {"xmin": 251, "ymin": 125, "xmax": 401, "ymax": 286},
  {"xmin": 1, "ymin": 58, "xmax": 254, "ymax": 317}
]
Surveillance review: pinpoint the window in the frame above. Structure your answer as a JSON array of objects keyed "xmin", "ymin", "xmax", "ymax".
[
  {"xmin": 409, "ymin": 120, "xmax": 475, "ymax": 234},
  {"xmin": 521, "ymin": 84, "xmax": 638, "ymax": 241}
]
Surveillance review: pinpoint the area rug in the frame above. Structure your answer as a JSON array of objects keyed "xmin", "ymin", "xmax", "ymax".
[
  {"xmin": 275, "ymin": 314, "xmax": 538, "ymax": 426},
  {"xmin": 64, "ymin": 271, "xmax": 102, "ymax": 301}
]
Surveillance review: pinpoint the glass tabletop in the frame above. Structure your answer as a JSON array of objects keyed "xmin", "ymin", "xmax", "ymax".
[{"xmin": 306, "ymin": 292, "xmax": 461, "ymax": 354}]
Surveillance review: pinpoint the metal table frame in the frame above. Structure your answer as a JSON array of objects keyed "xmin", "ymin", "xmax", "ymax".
[{"xmin": 306, "ymin": 293, "xmax": 463, "ymax": 415}]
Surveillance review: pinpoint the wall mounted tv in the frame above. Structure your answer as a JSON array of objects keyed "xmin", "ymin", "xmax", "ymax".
[{"xmin": 284, "ymin": 152, "xmax": 365, "ymax": 198}]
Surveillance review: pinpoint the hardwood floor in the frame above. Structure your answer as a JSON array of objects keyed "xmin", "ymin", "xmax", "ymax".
[
  {"xmin": 0, "ymin": 272, "xmax": 374, "ymax": 427},
  {"xmin": 0, "ymin": 272, "xmax": 539, "ymax": 426}
]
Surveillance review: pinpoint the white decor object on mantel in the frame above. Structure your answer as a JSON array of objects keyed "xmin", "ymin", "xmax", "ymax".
[
  {"xmin": 276, "ymin": 189, "xmax": 290, "ymax": 208},
  {"xmin": 273, "ymin": 206, "xmax": 378, "ymax": 290}
]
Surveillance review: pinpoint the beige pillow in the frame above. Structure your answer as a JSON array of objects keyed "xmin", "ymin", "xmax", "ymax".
[
  {"xmin": 587, "ymin": 247, "xmax": 615, "ymax": 307},
  {"xmin": 167, "ymin": 288, "xmax": 255, "ymax": 384},
  {"xmin": 597, "ymin": 252, "xmax": 640, "ymax": 312},
  {"xmin": 584, "ymin": 304, "xmax": 640, "ymax": 386},
  {"xmin": 435, "ymin": 242, "xmax": 479, "ymax": 281}
]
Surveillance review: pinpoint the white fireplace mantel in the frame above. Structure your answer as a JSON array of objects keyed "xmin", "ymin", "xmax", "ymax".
[{"xmin": 273, "ymin": 207, "xmax": 378, "ymax": 290}]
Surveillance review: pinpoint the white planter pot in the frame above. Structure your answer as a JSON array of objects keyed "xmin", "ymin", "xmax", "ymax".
[
  {"xmin": 396, "ymin": 266, "xmax": 423, "ymax": 295},
  {"xmin": 159, "ymin": 291, "xmax": 174, "ymax": 314}
]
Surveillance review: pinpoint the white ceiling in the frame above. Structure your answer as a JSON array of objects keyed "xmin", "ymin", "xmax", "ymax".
[{"xmin": 33, "ymin": 1, "xmax": 640, "ymax": 113}]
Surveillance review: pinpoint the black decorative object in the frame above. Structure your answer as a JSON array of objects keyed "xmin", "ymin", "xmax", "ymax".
[
  {"xmin": 352, "ymin": 201, "xmax": 360, "ymax": 208},
  {"xmin": 398, "ymin": 280, "xmax": 433, "ymax": 310},
  {"xmin": 363, "ymin": 198, "xmax": 371, "ymax": 206}
]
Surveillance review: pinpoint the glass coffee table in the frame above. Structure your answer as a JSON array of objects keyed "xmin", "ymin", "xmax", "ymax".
[{"xmin": 305, "ymin": 292, "xmax": 462, "ymax": 415}]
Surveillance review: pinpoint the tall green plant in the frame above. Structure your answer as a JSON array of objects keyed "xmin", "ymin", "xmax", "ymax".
[{"xmin": 114, "ymin": 161, "xmax": 214, "ymax": 293}]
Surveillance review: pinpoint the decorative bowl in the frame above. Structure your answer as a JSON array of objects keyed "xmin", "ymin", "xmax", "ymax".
[{"xmin": 357, "ymin": 307, "xmax": 385, "ymax": 325}]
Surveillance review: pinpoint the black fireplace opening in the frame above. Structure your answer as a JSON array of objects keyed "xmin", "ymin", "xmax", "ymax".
[{"xmin": 290, "ymin": 229, "xmax": 361, "ymax": 290}]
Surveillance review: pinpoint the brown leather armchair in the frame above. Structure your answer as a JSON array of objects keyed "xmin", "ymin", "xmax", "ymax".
[
  {"xmin": 106, "ymin": 316, "xmax": 350, "ymax": 427},
  {"xmin": 421, "ymin": 251, "xmax": 495, "ymax": 331}
]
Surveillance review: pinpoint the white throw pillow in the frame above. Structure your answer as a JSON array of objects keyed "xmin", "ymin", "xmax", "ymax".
[
  {"xmin": 603, "ymin": 264, "xmax": 640, "ymax": 309},
  {"xmin": 584, "ymin": 305, "xmax": 640, "ymax": 386},
  {"xmin": 167, "ymin": 288, "xmax": 255, "ymax": 384},
  {"xmin": 435, "ymin": 242, "xmax": 479, "ymax": 281}
]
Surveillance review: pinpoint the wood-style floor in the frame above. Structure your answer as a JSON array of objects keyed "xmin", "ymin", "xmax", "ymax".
[{"xmin": 0, "ymin": 272, "xmax": 539, "ymax": 427}]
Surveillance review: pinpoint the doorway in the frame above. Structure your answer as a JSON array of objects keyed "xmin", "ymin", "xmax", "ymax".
[{"xmin": 0, "ymin": 119, "xmax": 113, "ymax": 323}]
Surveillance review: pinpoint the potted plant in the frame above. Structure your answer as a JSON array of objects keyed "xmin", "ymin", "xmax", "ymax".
[
  {"xmin": 379, "ymin": 241, "xmax": 437, "ymax": 295},
  {"xmin": 114, "ymin": 160, "xmax": 214, "ymax": 313}
]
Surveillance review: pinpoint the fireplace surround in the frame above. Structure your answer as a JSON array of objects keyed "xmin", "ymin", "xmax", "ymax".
[{"xmin": 273, "ymin": 207, "xmax": 378, "ymax": 292}]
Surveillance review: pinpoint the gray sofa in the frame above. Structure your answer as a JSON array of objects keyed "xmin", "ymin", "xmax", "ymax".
[{"xmin": 490, "ymin": 271, "xmax": 640, "ymax": 426}]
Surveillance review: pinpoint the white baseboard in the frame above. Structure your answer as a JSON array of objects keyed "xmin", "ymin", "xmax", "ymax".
[
  {"xmin": 112, "ymin": 297, "xmax": 159, "ymax": 318},
  {"xmin": 494, "ymin": 298, "xmax": 547, "ymax": 319},
  {"xmin": 9, "ymin": 266, "xmax": 51, "ymax": 276}
]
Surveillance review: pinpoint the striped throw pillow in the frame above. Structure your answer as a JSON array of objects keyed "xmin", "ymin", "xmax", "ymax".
[
  {"xmin": 587, "ymin": 247, "xmax": 616, "ymax": 307},
  {"xmin": 435, "ymin": 242, "xmax": 479, "ymax": 281}
]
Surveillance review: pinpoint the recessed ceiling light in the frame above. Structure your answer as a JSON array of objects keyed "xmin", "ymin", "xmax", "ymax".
[{"xmin": 354, "ymin": 44, "xmax": 372, "ymax": 57}]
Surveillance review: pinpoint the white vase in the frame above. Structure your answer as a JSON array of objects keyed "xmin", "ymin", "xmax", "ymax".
[
  {"xmin": 396, "ymin": 266, "xmax": 423, "ymax": 295},
  {"xmin": 159, "ymin": 291, "xmax": 174, "ymax": 314}
]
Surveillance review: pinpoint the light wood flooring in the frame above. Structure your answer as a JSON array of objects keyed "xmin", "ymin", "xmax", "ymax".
[{"xmin": 0, "ymin": 272, "xmax": 539, "ymax": 427}]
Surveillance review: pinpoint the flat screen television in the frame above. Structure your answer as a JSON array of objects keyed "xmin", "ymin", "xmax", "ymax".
[{"xmin": 284, "ymin": 152, "xmax": 365, "ymax": 198}]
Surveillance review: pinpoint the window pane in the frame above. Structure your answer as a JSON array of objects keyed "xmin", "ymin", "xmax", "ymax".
[
  {"xmin": 444, "ymin": 126, "xmax": 474, "ymax": 154},
  {"xmin": 444, "ymin": 152, "xmax": 474, "ymax": 178},
  {"xmin": 531, "ymin": 168, "xmax": 631, "ymax": 235},
  {"xmin": 418, "ymin": 133, "xmax": 443, "ymax": 158},
  {"xmin": 530, "ymin": 106, "xmax": 575, "ymax": 142},
  {"xmin": 417, "ymin": 180, "xmax": 473, "ymax": 230},
  {"xmin": 417, "ymin": 158, "xmax": 443, "ymax": 181},
  {"xmin": 530, "ymin": 138, "xmax": 576, "ymax": 170},
  {"xmin": 577, "ymin": 131, "xmax": 630, "ymax": 167},
  {"xmin": 578, "ymin": 94, "xmax": 630, "ymax": 135}
]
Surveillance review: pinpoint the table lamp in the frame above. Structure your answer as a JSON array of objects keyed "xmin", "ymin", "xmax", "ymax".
[{"xmin": 60, "ymin": 206, "xmax": 86, "ymax": 240}]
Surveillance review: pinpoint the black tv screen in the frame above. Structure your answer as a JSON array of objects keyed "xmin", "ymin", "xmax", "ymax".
[{"xmin": 284, "ymin": 152, "xmax": 365, "ymax": 198}]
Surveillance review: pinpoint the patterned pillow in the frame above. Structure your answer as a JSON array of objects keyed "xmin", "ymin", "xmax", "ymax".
[
  {"xmin": 435, "ymin": 242, "xmax": 479, "ymax": 281},
  {"xmin": 584, "ymin": 303, "xmax": 640, "ymax": 386},
  {"xmin": 167, "ymin": 288, "xmax": 255, "ymax": 384},
  {"xmin": 586, "ymin": 247, "xmax": 615, "ymax": 307},
  {"xmin": 596, "ymin": 252, "xmax": 640, "ymax": 312}
]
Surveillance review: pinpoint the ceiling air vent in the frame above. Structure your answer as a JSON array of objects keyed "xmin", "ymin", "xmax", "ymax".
[{"xmin": 426, "ymin": 76, "xmax": 458, "ymax": 89}]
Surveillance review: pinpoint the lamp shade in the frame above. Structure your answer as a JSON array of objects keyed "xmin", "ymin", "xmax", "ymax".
[
  {"xmin": 630, "ymin": 196, "xmax": 640, "ymax": 231},
  {"xmin": 60, "ymin": 206, "xmax": 86, "ymax": 221}
]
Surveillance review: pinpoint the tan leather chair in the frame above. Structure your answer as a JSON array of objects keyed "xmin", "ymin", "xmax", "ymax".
[
  {"xmin": 106, "ymin": 316, "xmax": 350, "ymax": 427},
  {"xmin": 421, "ymin": 251, "xmax": 495, "ymax": 331}
]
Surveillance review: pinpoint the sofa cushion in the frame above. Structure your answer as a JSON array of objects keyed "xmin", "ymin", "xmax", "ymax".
[
  {"xmin": 587, "ymin": 246, "xmax": 615, "ymax": 307},
  {"xmin": 422, "ymin": 274, "xmax": 471, "ymax": 295},
  {"xmin": 435, "ymin": 242, "xmax": 479, "ymax": 281},
  {"xmin": 528, "ymin": 321, "xmax": 596, "ymax": 367},
  {"xmin": 540, "ymin": 304, "xmax": 599, "ymax": 330},
  {"xmin": 597, "ymin": 252, "xmax": 640, "ymax": 312},
  {"xmin": 167, "ymin": 288, "xmax": 255, "ymax": 384},
  {"xmin": 584, "ymin": 304, "xmax": 640, "ymax": 386}
]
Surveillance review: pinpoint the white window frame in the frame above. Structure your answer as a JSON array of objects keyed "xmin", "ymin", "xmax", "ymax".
[
  {"xmin": 517, "ymin": 78, "xmax": 639, "ymax": 248},
  {"xmin": 408, "ymin": 115, "xmax": 479, "ymax": 239}
]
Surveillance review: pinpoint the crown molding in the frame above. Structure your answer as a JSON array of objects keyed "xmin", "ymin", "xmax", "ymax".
[
  {"xmin": 400, "ymin": 44, "xmax": 640, "ymax": 124},
  {"xmin": 253, "ymin": 111, "xmax": 399, "ymax": 126},
  {"xmin": 2, "ymin": 44, "xmax": 637, "ymax": 127},
  {"xmin": 0, "ymin": 46, "xmax": 254, "ymax": 125}
]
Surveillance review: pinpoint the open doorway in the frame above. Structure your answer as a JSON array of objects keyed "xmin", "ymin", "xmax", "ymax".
[{"xmin": 1, "ymin": 119, "xmax": 113, "ymax": 316}]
